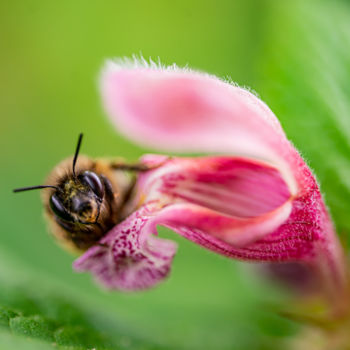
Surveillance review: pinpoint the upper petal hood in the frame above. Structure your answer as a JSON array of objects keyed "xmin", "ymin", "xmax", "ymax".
[
  {"xmin": 101, "ymin": 60, "xmax": 285, "ymax": 156},
  {"xmin": 101, "ymin": 59, "xmax": 303, "ymax": 193}
]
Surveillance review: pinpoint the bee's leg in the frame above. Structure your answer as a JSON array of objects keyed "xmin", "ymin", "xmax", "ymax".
[
  {"xmin": 100, "ymin": 174, "xmax": 115, "ymax": 201},
  {"xmin": 100, "ymin": 174, "xmax": 121, "ymax": 226},
  {"xmin": 121, "ymin": 176, "xmax": 137, "ymax": 206},
  {"xmin": 110, "ymin": 163, "xmax": 153, "ymax": 172},
  {"xmin": 110, "ymin": 157, "xmax": 171, "ymax": 172}
]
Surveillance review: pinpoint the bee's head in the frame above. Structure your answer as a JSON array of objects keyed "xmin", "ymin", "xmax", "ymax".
[
  {"xmin": 13, "ymin": 133, "xmax": 105, "ymax": 226},
  {"xmin": 50, "ymin": 170, "xmax": 104, "ymax": 225}
]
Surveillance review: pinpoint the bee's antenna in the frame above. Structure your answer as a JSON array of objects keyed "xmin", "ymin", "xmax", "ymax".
[
  {"xmin": 72, "ymin": 133, "xmax": 83, "ymax": 178},
  {"xmin": 13, "ymin": 185, "xmax": 59, "ymax": 193}
]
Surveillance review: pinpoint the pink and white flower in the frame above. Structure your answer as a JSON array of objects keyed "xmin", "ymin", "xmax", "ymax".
[{"xmin": 74, "ymin": 59, "xmax": 346, "ymax": 298}]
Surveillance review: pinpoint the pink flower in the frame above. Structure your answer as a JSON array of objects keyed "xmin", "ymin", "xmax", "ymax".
[{"xmin": 74, "ymin": 58, "xmax": 346, "ymax": 297}]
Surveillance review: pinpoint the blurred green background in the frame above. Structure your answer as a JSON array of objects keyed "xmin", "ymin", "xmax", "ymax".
[{"xmin": 1, "ymin": 0, "xmax": 350, "ymax": 349}]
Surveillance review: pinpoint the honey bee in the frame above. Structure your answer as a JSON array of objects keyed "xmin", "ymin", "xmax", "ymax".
[{"xmin": 13, "ymin": 134, "xmax": 154, "ymax": 253}]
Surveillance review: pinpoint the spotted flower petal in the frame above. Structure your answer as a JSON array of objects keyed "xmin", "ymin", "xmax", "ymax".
[
  {"xmin": 74, "ymin": 205, "xmax": 177, "ymax": 291},
  {"xmin": 74, "ymin": 59, "xmax": 346, "ymax": 297}
]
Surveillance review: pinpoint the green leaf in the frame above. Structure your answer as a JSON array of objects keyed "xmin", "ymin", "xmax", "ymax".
[
  {"xmin": 10, "ymin": 315, "xmax": 55, "ymax": 342},
  {"xmin": 0, "ymin": 307, "xmax": 19, "ymax": 329}
]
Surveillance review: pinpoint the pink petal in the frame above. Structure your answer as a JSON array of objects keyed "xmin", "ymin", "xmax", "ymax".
[
  {"xmin": 74, "ymin": 205, "xmax": 177, "ymax": 291},
  {"xmin": 141, "ymin": 156, "xmax": 291, "ymax": 217},
  {"xmin": 100, "ymin": 60, "xmax": 299, "ymax": 185},
  {"xmin": 138, "ymin": 156, "xmax": 293, "ymax": 247},
  {"xmin": 74, "ymin": 155, "xmax": 344, "ymax": 295},
  {"xmin": 100, "ymin": 60, "xmax": 322, "ymax": 195},
  {"xmin": 95, "ymin": 59, "xmax": 346, "ymax": 299},
  {"xmin": 74, "ymin": 192, "xmax": 342, "ymax": 294}
]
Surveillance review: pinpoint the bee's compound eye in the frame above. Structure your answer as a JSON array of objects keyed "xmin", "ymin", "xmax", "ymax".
[
  {"xmin": 50, "ymin": 194, "xmax": 74, "ymax": 222},
  {"xmin": 80, "ymin": 171, "xmax": 104, "ymax": 199}
]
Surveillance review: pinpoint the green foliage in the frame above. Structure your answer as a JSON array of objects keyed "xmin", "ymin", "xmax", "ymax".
[
  {"xmin": 0, "ymin": 307, "xmax": 19, "ymax": 329},
  {"xmin": 10, "ymin": 316, "xmax": 55, "ymax": 342},
  {"xmin": 0, "ymin": 244, "xmax": 297, "ymax": 350},
  {"xmin": 1, "ymin": 0, "xmax": 350, "ymax": 349},
  {"xmin": 0, "ymin": 272, "xmax": 165, "ymax": 349}
]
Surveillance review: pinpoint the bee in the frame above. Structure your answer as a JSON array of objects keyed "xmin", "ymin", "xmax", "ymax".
[{"xmin": 13, "ymin": 134, "xmax": 154, "ymax": 253}]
